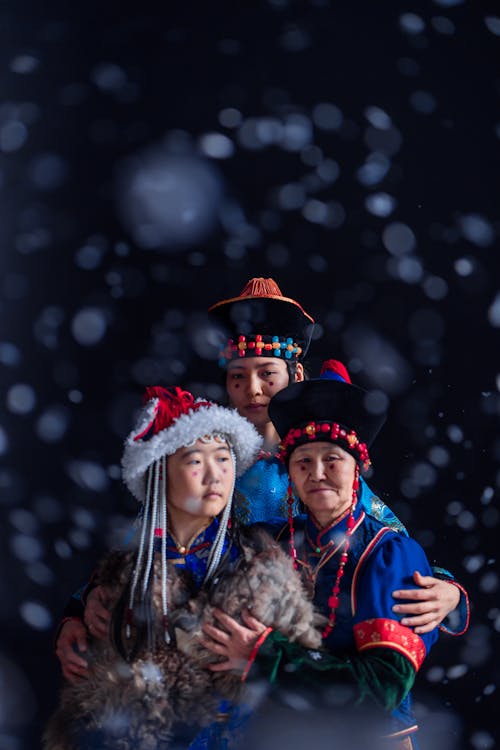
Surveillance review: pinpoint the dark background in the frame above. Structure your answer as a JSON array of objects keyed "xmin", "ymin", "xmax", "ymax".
[{"xmin": 0, "ymin": 1, "xmax": 498, "ymax": 748}]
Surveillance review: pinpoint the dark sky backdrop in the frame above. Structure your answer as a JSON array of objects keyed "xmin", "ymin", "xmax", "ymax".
[{"xmin": 0, "ymin": 1, "xmax": 499, "ymax": 749}]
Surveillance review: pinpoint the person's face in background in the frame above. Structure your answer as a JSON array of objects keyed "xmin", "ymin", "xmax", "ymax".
[{"xmin": 226, "ymin": 356, "xmax": 304, "ymax": 435}]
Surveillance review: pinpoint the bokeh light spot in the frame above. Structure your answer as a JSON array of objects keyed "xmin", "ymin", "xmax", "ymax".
[
  {"xmin": 20, "ymin": 601, "xmax": 52, "ymax": 630},
  {"xmin": 6, "ymin": 383, "xmax": 36, "ymax": 414},
  {"xmin": 365, "ymin": 193, "xmax": 396, "ymax": 217},
  {"xmin": 382, "ymin": 222, "xmax": 417, "ymax": 255},
  {"xmin": 36, "ymin": 405, "xmax": 70, "ymax": 443},
  {"xmin": 198, "ymin": 132, "xmax": 235, "ymax": 159},
  {"xmin": 116, "ymin": 149, "xmax": 223, "ymax": 250},
  {"xmin": 484, "ymin": 16, "xmax": 500, "ymax": 36},
  {"xmin": 399, "ymin": 13, "xmax": 425, "ymax": 34},
  {"xmin": 71, "ymin": 307, "xmax": 108, "ymax": 346}
]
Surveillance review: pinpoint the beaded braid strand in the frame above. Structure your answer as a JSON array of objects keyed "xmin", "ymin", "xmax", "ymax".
[
  {"xmin": 322, "ymin": 465, "xmax": 360, "ymax": 639},
  {"xmin": 203, "ymin": 445, "xmax": 237, "ymax": 583},
  {"xmin": 287, "ymin": 481, "xmax": 298, "ymax": 569},
  {"xmin": 143, "ymin": 457, "xmax": 160, "ymax": 598},
  {"xmin": 159, "ymin": 454, "xmax": 170, "ymax": 644},
  {"xmin": 126, "ymin": 463, "xmax": 154, "ymax": 638}
]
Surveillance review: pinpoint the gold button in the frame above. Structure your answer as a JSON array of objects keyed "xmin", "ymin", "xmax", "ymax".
[{"xmin": 178, "ymin": 546, "xmax": 186, "ymax": 555}]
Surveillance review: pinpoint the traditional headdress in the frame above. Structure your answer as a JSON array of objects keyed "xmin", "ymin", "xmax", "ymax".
[
  {"xmin": 122, "ymin": 386, "xmax": 262, "ymax": 642},
  {"xmin": 208, "ymin": 277, "xmax": 315, "ymax": 367},
  {"xmin": 269, "ymin": 360, "xmax": 386, "ymax": 638}
]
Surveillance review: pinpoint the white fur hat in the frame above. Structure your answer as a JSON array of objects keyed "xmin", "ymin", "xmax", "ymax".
[{"xmin": 122, "ymin": 386, "xmax": 263, "ymax": 502}]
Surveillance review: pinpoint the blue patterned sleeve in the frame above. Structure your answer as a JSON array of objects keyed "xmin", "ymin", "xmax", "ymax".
[{"xmin": 353, "ymin": 533, "xmax": 439, "ymax": 666}]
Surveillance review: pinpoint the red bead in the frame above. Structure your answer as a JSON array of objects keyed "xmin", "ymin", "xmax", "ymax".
[{"xmin": 327, "ymin": 595, "xmax": 339, "ymax": 609}]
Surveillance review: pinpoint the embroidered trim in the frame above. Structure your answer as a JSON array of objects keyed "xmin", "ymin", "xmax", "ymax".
[
  {"xmin": 354, "ymin": 618, "xmax": 426, "ymax": 671},
  {"xmin": 351, "ymin": 526, "xmax": 393, "ymax": 615}
]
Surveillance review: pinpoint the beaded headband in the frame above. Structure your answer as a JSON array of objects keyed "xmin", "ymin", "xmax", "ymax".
[
  {"xmin": 210, "ymin": 278, "xmax": 313, "ymax": 368},
  {"xmin": 218, "ymin": 334, "xmax": 303, "ymax": 367},
  {"xmin": 277, "ymin": 420, "xmax": 371, "ymax": 470}
]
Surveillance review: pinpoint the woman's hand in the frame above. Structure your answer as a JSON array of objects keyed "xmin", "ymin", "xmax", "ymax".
[
  {"xmin": 84, "ymin": 585, "xmax": 112, "ymax": 640},
  {"xmin": 201, "ymin": 608, "xmax": 267, "ymax": 674},
  {"xmin": 55, "ymin": 619, "xmax": 89, "ymax": 682},
  {"xmin": 392, "ymin": 571, "xmax": 460, "ymax": 634}
]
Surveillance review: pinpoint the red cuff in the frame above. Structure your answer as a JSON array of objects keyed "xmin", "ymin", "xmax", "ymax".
[
  {"xmin": 241, "ymin": 627, "xmax": 273, "ymax": 682},
  {"xmin": 354, "ymin": 617, "xmax": 426, "ymax": 671}
]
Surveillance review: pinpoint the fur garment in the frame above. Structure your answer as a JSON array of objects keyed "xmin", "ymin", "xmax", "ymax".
[{"xmin": 43, "ymin": 527, "xmax": 324, "ymax": 750}]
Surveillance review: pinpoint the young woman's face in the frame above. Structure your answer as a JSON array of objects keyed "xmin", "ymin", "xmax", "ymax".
[
  {"xmin": 167, "ymin": 438, "xmax": 234, "ymax": 521},
  {"xmin": 288, "ymin": 441, "xmax": 357, "ymax": 527},
  {"xmin": 226, "ymin": 356, "xmax": 299, "ymax": 430}
]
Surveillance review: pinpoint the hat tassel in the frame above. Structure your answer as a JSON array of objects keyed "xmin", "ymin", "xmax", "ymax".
[
  {"xmin": 287, "ymin": 481, "xmax": 298, "ymax": 569},
  {"xmin": 126, "ymin": 464, "xmax": 154, "ymax": 638}
]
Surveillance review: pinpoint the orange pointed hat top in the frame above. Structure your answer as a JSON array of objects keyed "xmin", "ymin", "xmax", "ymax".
[
  {"xmin": 208, "ymin": 277, "xmax": 315, "ymax": 365},
  {"xmin": 240, "ymin": 277, "xmax": 283, "ymax": 298},
  {"xmin": 209, "ymin": 277, "xmax": 314, "ymax": 321}
]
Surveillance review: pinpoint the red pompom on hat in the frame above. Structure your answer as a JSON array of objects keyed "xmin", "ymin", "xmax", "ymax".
[
  {"xmin": 320, "ymin": 359, "xmax": 352, "ymax": 383},
  {"xmin": 138, "ymin": 387, "xmax": 205, "ymax": 436}
]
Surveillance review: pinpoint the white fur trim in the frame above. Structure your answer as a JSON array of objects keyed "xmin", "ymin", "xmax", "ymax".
[{"xmin": 122, "ymin": 398, "xmax": 263, "ymax": 502}]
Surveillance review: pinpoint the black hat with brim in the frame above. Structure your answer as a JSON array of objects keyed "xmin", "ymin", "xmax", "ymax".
[
  {"xmin": 269, "ymin": 378, "xmax": 386, "ymax": 463},
  {"xmin": 208, "ymin": 278, "xmax": 315, "ymax": 363}
]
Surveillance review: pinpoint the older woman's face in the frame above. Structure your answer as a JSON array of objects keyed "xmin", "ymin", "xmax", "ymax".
[
  {"xmin": 288, "ymin": 441, "xmax": 357, "ymax": 528},
  {"xmin": 167, "ymin": 438, "xmax": 234, "ymax": 522}
]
